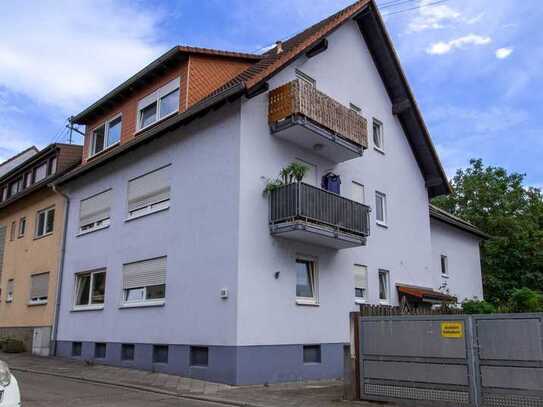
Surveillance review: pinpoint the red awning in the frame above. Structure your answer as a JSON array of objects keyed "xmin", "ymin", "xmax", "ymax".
[{"xmin": 396, "ymin": 284, "xmax": 456, "ymax": 303}]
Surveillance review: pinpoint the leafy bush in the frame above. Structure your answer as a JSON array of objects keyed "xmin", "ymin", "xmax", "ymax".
[
  {"xmin": 509, "ymin": 288, "xmax": 543, "ymax": 313},
  {"xmin": 462, "ymin": 299, "xmax": 497, "ymax": 314}
]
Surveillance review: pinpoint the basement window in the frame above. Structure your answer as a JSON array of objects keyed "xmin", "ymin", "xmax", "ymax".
[
  {"xmin": 72, "ymin": 342, "xmax": 82, "ymax": 357},
  {"xmin": 153, "ymin": 345, "xmax": 169, "ymax": 364},
  {"xmin": 190, "ymin": 346, "xmax": 209, "ymax": 367},
  {"xmin": 121, "ymin": 344, "xmax": 135, "ymax": 361},
  {"xmin": 94, "ymin": 343, "xmax": 107, "ymax": 359},
  {"xmin": 303, "ymin": 345, "xmax": 321, "ymax": 364},
  {"xmin": 137, "ymin": 78, "xmax": 180, "ymax": 131}
]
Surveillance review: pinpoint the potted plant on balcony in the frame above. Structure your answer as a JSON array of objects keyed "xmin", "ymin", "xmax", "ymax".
[{"xmin": 263, "ymin": 162, "xmax": 309, "ymax": 195}]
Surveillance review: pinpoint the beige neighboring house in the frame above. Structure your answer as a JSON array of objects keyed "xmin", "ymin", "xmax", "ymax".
[{"xmin": 0, "ymin": 143, "xmax": 82, "ymax": 355}]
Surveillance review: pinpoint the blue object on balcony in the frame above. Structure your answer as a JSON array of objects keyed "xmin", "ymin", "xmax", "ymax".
[{"xmin": 322, "ymin": 172, "xmax": 341, "ymax": 194}]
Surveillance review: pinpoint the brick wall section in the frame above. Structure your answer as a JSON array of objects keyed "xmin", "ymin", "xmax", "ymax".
[
  {"xmin": 82, "ymin": 60, "xmax": 189, "ymax": 164},
  {"xmin": 187, "ymin": 55, "xmax": 252, "ymax": 108}
]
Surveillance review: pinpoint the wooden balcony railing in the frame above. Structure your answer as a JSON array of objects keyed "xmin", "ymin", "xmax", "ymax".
[
  {"xmin": 269, "ymin": 182, "xmax": 371, "ymax": 238},
  {"xmin": 268, "ymin": 79, "xmax": 368, "ymax": 149}
]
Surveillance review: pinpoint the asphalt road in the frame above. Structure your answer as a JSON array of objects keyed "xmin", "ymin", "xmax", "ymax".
[{"xmin": 14, "ymin": 371, "xmax": 229, "ymax": 407}]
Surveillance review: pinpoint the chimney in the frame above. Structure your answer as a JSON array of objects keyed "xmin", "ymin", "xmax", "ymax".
[{"xmin": 275, "ymin": 41, "xmax": 283, "ymax": 54}]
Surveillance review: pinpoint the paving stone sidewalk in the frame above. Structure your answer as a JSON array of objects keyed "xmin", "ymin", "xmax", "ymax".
[{"xmin": 2, "ymin": 352, "xmax": 389, "ymax": 407}]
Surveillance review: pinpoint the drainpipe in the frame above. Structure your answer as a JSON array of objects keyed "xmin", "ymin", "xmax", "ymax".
[{"xmin": 50, "ymin": 184, "xmax": 70, "ymax": 356}]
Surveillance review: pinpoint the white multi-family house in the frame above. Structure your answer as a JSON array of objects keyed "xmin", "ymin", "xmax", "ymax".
[{"xmin": 51, "ymin": 0, "xmax": 485, "ymax": 384}]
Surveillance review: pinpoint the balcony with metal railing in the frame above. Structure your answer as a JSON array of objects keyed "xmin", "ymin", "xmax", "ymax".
[
  {"xmin": 268, "ymin": 79, "xmax": 368, "ymax": 163},
  {"xmin": 269, "ymin": 182, "xmax": 371, "ymax": 249}
]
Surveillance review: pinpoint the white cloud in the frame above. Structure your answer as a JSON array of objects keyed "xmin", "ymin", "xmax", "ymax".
[
  {"xmin": 495, "ymin": 47, "xmax": 513, "ymax": 59},
  {"xmin": 407, "ymin": 0, "xmax": 461, "ymax": 32},
  {"xmin": 426, "ymin": 34, "xmax": 492, "ymax": 55},
  {"xmin": 0, "ymin": 1, "xmax": 166, "ymax": 114}
]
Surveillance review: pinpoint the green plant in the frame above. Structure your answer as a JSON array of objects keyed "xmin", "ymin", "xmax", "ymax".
[
  {"xmin": 263, "ymin": 178, "xmax": 284, "ymax": 196},
  {"xmin": 462, "ymin": 299, "xmax": 497, "ymax": 314},
  {"xmin": 509, "ymin": 287, "xmax": 543, "ymax": 313},
  {"xmin": 287, "ymin": 162, "xmax": 308, "ymax": 182}
]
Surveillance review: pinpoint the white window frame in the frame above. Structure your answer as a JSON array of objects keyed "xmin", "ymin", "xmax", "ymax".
[
  {"xmin": 33, "ymin": 162, "xmax": 48, "ymax": 183},
  {"xmin": 354, "ymin": 264, "xmax": 368, "ymax": 304},
  {"xmin": 378, "ymin": 269, "xmax": 390, "ymax": 304},
  {"xmin": 295, "ymin": 69, "xmax": 316, "ymax": 87},
  {"xmin": 372, "ymin": 118, "xmax": 384, "ymax": 153},
  {"xmin": 35, "ymin": 206, "xmax": 55, "ymax": 238},
  {"xmin": 28, "ymin": 272, "xmax": 49, "ymax": 305},
  {"xmin": 441, "ymin": 254, "xmax": 449, "ymax": 278},
  {"xmin": 88, "ymin": 114, "xmax": 122, "ymax": 158},
  {"xmin": 136, "ymin": 78, "xmax": 180, "ymax": 132},
  {"xmin": 78, "ymin": 189, "xmax": 113, "ymax": 235},
  {"xmin": 126, "ymin": 165, "xmax": 171, "ymax": 221},
  {"xmin": 375, "ymin": 191, "xmax": 387, "ymax": 227},
  {"xmin": 352, "ymin": 181, "xmax": 365, "ymax": 204},
  {"xmin": 295, "ymin": 256, "xmax": 319, "ymax": 306},
  {"xmin": 120, "ymin": 257, "xmax": 167, "ymax": 308},
  {"xmin": 18, "ymin": 217, "xmax": 26, "ymax": 238},
  {"xmin": 6, "ymin": 279, "xmax": 14, "ymax": 303},
  {"xmin": 73, "ymin": 269, "xmax": 106, "ymax": 311}
]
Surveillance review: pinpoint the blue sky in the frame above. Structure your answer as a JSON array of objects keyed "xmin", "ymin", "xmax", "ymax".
[{"xmin": 0, "ymin": 0, "xmax": 541, "ymax": 188}]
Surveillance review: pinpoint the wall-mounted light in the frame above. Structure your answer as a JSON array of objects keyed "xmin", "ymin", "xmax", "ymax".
[{"xmin": 274, "ymin": 271, "xmax": 280, "ymax": 279}]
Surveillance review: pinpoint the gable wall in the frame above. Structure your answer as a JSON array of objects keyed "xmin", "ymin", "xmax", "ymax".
[{"xmin": 237, "ymin": 21, "xmax": 436, "ymax": 346}]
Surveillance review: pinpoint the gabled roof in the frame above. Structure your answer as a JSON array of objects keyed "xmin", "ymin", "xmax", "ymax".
[
  {"xmin": 72, "ymin": 46, "xmax": 261, "ymax": 124},
  {"xmin": 0, "ymin": 146, "xmax": 39, "ymax": 178},
  {"xmin": 58, "ymin": 0, "xmax": 450, "ymax": 198},
  {"xmin": 429, "ymin": 204, "xmax": 490, "ymax": 239}
]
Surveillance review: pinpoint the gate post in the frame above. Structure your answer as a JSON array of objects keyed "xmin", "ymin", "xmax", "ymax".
[
  {"xmin": 466, "ymin": 316, "xmax": 481, "ymax": 407},
  {"xmin": 344, "ymin": 312, "xmax": 361, "ymax": 400}
]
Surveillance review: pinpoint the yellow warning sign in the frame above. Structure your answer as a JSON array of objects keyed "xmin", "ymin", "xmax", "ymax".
[{"xmin": 441, "ymin": 322, "xmax": 464, "ymax": 339}]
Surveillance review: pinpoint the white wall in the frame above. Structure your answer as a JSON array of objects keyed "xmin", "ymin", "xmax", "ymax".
[
  {"xmin": 57, "ymin": 102, "xmax": 242, "ymax": 346},
  {"xmin": 430, "ymin": 219, "xmax": 484, "ymax": 302},
  {"xmin": 237, "ymin": 21, "xmax": 435, "ymax": 346}
]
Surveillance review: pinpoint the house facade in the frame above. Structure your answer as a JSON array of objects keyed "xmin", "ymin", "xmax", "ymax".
[
  {"xmin": 52, "ymin": 0, "xmax": 484, "ymax": 384},
  {"xmin": 0, "ymin": 144, "xmax": 82, "ymax": 355}
]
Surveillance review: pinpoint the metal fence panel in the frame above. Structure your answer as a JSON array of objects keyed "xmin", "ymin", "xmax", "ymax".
[{"xmin": 357, "ymin": 313, "xmax": 543, "ymax": 407}]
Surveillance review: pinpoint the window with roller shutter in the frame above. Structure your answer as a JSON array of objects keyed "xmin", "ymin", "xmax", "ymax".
[
  {"xmin": 29, "ymin": 272, "xmax": 49, "ymax": 305},
  {"xmin": 354, "ymin": 264, "xmax": 368, "ymax": 303},
  {"xmin": 127, "ymin": 165, "xmax": 171, "ymax": 219},
  {"xmin": 79, "ymin": 189, "xmax": 112, "ymax": 233},
  {"xmin": 122, "ymin": 256, "xmax": 167, "ymax": 307}
]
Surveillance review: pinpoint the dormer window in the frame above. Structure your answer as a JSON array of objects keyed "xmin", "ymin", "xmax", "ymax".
[
  {"xmin": 33, "ymin": 162, "xmax": 48, "ymax": 183},
  {"xmin": 89, "ymin": 115, "xmax": 122, "ymax": 158},
  {"xmin": 8, "ymin": 178, "xmax": 22, "ymax": 197},
  {"xmin": 137, "ymin": 78, "xmax": 180, "ymax": 131}
]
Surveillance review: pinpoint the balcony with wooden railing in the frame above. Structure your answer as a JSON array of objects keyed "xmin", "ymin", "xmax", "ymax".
[
  {"xmin": 269, "ymin": 182, "xmax": 371, "ymax": 249},
  {"xmin": 268, "ymin": 79, "xmax": 368, "ymax": 163}
]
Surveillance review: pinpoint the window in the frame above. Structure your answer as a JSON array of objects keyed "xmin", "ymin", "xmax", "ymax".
[
  {"xmin": 74, "ymin": 270, "xmax": 106, "ymax": 309},
  {"xmin": 8, "ymin": 178, "xmax": 22, "ymax": 197},
  {"xmin": 295, "ymin": 69, "xmax": 316, "ymax": 87},
  {"xmin": 137, "ymin": 78, "xmax": 180, "ymax": 131},
  {"xmin": 373, "ymin": 119, "xmax": 384, "ymax": 151},
  {"xmin": 47, "ymin": 157, "xmax": 57, "ymax": 176},
  {"xmin": 72, "ymin": 342, "xmax": 82, "ymax": 357},
  {"xmin": 29, "ymin": 273, "xmax": 49, "ymax": 305},
  {"xmin": 35, "ymin": 207, "xmax": 55, "ymax": 237},
  {"xmin": 296, "ymin": 258, "xmax": 318, "ymax": 305},
  {"xmin": 79, "ymin": 190, "xmax": 112, "ymax": 233},
  {"xmin": 354, "ymin": 264, "xmax": 368, "ymax": 303},
  {"xmin": 122, "ymin": 257, "xmax": 167, "ymax": 306},
  {"xmin": 10, "ymin": 221, "xmax": 16, "ymax": 241},
  {"xmin": 6, "ymin": 279, "xmax": 14, "ymax": 302},
  {"xmin": 190, "ymin": 347, "xmax": 209, "ymax": 367},
  {"xmin": 303, "ymin": 345, "xmax": 321, "ymax": 364},
  {"xmin": 89, "ymin": 115, "xmax": 122, "ymax": 157},
  {"xmin": 18, "ymin": 217, "xmax": 26, "ymax": 238},
  {"xmin": 350, "ymin": 103, "xmax": 361, "ymax": 114},
  {"xmin": 0, "ymin": 187, "xmax": 6, "ymax": 202},
  {"xmin": 441, "ymin": 255, "xmax": 449, "ymax": 276},
  {"xmin": 24, "ymin": 171, "xmax": 32, "ymax": 188},
  {"xmin": 127, "ymin": 166, "xmax": 171, "ymax": 219},
  {"xmin": 352, "ymin": 181, "xmax": 365, "ymax": 204},
  {"xmin": 34, "ymin": 162, "xmax": 48, "ymax": 183},
  {"xmin": 94, "ymin": 343, "xmax": 106, "ymax": 359},
  {"xmin": 121, "ymin": 344, "xmax": 135, "ymax": 361},
  {"xmin": 375, "ymin": 191, "xmax": 387, "ymax": 226},
  {"xmin": 153, "ymin": 345, "xmax": 168, "ymax": 364},
  {"xmin": 378, "ymin": 270, "xmax": 390, "ymax": 303}
]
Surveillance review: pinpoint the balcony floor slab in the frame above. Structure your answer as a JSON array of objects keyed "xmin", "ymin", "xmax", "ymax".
[
  {"xmin": 270, "ymin": 220, "xmax": 366, "ymax": 249},
  {"xmin": 270, "ymin": 115, "xmax": 363, "ymax": 163}
]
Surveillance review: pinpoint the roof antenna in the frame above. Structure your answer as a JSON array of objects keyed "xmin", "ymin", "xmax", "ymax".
[
  {"xmin": 66, "ymin": 116, "xmax": 85, "ymax": 144},
  {"xmin": 275, "ymin": 41, "xmax": 283, "ymax": 54}
]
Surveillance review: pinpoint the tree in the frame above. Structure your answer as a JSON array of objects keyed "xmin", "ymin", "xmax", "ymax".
[{"xmin": 432, "ymin": 159, "xmax": 543, "ymax": 305}]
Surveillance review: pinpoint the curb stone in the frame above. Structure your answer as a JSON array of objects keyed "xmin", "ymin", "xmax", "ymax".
[{"xmin": 11, "ymin": 367, "xmax": 266, "ymax": 407}]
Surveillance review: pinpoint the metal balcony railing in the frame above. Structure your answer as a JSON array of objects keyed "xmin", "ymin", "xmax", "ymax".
[
  {"xmin": 268, "ymin": 79, "xmax": 368, "ymax": 149},
  {"xmin": 269, "ymin": 182, "xmax": 371, "ymax": 237}
]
